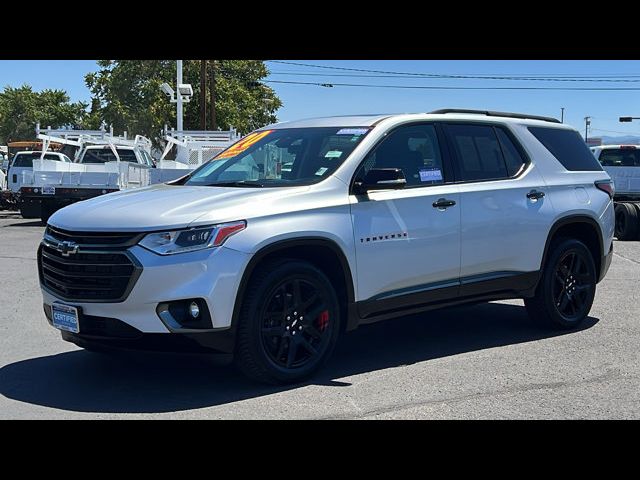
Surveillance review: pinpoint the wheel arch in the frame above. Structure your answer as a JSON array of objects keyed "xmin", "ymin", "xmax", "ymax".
[
  {"xmin": 230, "ymin": 237, "xmax": 356, "ymax": 337},
  {"xmin": 540, "ymin": 215, "xmax": 605, "ymax": 282}
]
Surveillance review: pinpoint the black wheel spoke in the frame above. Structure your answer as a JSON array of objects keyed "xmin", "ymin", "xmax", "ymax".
[
  {"xmin": 572, "ymin": 254, "xmax": 583, "ymax": 275},
  {"xmin": 305, "ymin": 303, "xmax": 328, "ymax": 324},
  {"xmin": 264, "ymin": 312, "xmax": 283, "ymax": 323},
  {"xmin": 275, "ymin": 338, "xmax": 287, "ymax": 361},
  {"xmin": 292, "ymin": 279, "xmax": 302, "ymax": 306},
  {"xmin": 304, "ymin": 324, "xmax": 322, "ymax": 339},
  {"xmin": 575, "ymin": 273, "xmax": 591, "ymax": 283},
  {"xmin": 298, "ymin": 336, "xmax": 318, "ymax": 356},
  {"xmin": 554, "ymin": 271, "xmax": 565, "ymax": 285},
  {"xmin": 262, "ymin": 325, "xmax": 286, "ymax": 337},
  {"xmin": 286, "ymin": 338, "xmax": 298, "ymax": 368},
  {"xmin": 570, "ymin": 294, "xmax": 582, "ymax": 313},
  {"xmin": 567, "ymin": 253, "xmax": 577, "ymax": 276},
  {"xmin": 558, "ymin": 290, "xmax": 570, "ymax": 312},
  {"xmin": 300, "ymin": 293, "xmax": 319, "ymax": 312}
]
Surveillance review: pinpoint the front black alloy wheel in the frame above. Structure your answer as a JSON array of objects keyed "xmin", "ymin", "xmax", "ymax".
[
  {"xmin": 235, "ymin": 259, "xmax": 340, "ymax": 384},
  {"xmin": 260, "ymin": 278, "xmax": 333, "ymax": 370},
  {"xmin": 525, "ymin": 238, "xmax": 596, "ymax": 329}
]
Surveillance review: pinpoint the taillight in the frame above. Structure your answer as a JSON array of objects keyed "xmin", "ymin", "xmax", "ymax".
[{"xmin": 595, "ymin": 180, "xmax": 614, "ymax": 199}]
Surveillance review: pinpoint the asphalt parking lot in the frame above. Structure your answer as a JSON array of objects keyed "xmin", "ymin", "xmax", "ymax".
[{"xmin": 0, "ymin": 211, "xmax": 638, "ymax": 419}]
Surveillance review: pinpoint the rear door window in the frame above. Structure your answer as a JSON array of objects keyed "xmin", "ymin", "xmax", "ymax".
[{"xmin": 445, "ymin": 124, "xmax": 509, "ymax": 181}]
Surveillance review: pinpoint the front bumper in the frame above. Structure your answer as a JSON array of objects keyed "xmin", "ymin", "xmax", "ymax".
[
  {"xmin": 41, "ymin": 242, "xmax": 251, "ymax": 352},
  {"xmin": 45, "ymin": 306, "xmax": 235, "ymax": 354}
]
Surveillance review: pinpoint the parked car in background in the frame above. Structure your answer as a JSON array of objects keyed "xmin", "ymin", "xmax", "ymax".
[{"xmin": 590, "ymin": 144, "xmax": 640, "ymax": 240}]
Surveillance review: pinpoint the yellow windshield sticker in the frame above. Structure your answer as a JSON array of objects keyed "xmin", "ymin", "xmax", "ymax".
[{"xmin": 215, "ymin": 130, "xmax": 274, "ymax": 160}]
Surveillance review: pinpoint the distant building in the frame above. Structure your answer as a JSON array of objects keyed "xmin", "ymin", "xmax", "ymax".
[{"xmin": 586, "ymin": 137, "xmax": 602, "ymax": 147}]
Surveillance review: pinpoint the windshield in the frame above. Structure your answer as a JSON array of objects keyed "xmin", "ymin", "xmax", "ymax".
[
  {"xmin": 12, "ymin": 153, "xmax": 67, "ymax": 167},
  {"xmin": 81, "ymin": 148, "xmax": 139, "ymax": 164},
  {"xmin": 598, "ymin": 148, "xmax": 640, "ymax": 167},
  {"xmin": 184, "ymin": 127, "xmax": 371, "ymax": 187}
]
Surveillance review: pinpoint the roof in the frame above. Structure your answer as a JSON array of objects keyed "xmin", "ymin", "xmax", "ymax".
[
  {"xmin": 263, "ymin": 110, "xmax": 569, "ymax": 130},
  {"xmin": 14, "ymin": 150, "xmax": 64, "ymax": 155},
  {"xmin": 264, "ymin": 114, "xmax": 392, "ymax": 129}
]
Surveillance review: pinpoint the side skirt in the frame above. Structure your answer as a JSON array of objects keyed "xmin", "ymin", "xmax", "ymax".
[{"xmin": 347, "ymin": 271, "xmax": 540, "ymax": 330}]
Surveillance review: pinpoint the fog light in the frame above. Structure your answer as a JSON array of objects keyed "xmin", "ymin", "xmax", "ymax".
[
  {"xmin": 189, "ymin": 301, "xmax": 200, "ymax": 318},
  {"xmin": 102, "ymin": 189, "xmax": 107, "ymax": 194},
  {"xmin": 33, "ymin": 188, "xmax": 39, "ymax": 193}
]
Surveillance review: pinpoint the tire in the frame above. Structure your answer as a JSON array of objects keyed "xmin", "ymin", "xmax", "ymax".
[
  {"xmin": 235, "ymin": 259, "xmax": 341, "ymax": 384},
  {"xmin": 19, "ymin": 202, "xmax": 40, "ymax": 219},
  {"xmin": 525, "ymin": 238, "xmax": 596, "ymax": 329},
  {"xmin": 614, "ymin": 202, "xmax": 639, "ymax": 241}
]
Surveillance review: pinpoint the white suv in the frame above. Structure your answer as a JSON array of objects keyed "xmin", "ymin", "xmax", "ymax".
[{"xmin": 39, "ymin": 110, "xmax": 615, "ymax": 384}]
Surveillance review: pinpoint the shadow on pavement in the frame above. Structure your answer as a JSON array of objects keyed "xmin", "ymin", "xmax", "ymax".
[{"xmin": 0, "ymin": 302, "xmax": 598, "ymax": 414}]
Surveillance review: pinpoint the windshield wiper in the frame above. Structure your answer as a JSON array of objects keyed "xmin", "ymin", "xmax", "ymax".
[{"xmin": 204, "ymin": 181, "xmax": 265, "ymax": 188}]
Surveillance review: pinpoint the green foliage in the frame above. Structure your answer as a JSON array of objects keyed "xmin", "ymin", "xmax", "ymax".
[
  {"xmin": 85, "ymin": 60, "xmax": 282, "ymax": 145},
  {"xmin": 0, "ymin": 85, "xmax": 88, "ymax": 144}
]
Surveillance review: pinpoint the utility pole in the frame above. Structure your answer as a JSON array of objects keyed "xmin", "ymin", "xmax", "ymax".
[
  {"xmin": 200, "ymin": 60, "xmax": 207, "ymax": 130},
  {"xmin": 210, "ymin": 60, "xmax": 217, "ymax": 130},
  {"xmin": 584, "ymin": 116, "xmax": 591, "ymax": 142},
  {"xmin": 561, "ymin": 107, "xmax": 565, "ymax": 123},
  {"xmin": 176, "ymin": 60, "xmax": 184, "ymax": 132}
]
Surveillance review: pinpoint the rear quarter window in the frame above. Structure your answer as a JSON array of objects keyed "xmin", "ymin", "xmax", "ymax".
[{"xmin": 528, "ymin": 126, "xmax": 603, "ymax": 171}]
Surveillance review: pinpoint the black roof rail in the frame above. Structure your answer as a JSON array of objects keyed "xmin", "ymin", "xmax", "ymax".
[{"xmin": 429, "ymin": 109, "xmax": 561, "ymax": 124}]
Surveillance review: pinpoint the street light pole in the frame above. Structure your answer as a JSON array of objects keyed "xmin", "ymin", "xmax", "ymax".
[
  {"xmin": 561, "ymin": 107, "xmax": 565, "ymax": 123},
  {"xmin": 584, "ymin": 116, "xmax": 591, "ymax": 142},
  {"xmin": 176, "ymin": 60, "xmax": 184, "ymax": 132}
]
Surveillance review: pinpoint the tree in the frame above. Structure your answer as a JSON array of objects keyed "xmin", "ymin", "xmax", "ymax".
[
  {"xmin": 0, "ymin": 85, "xmax": 88, "ymax": 144},
  {"xmin": 85, "ymin": 60, "xmax": 282, "ymax": 145}
]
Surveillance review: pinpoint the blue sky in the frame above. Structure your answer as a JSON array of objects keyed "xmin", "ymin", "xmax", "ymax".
[{"xmin": 2, "ymin": 60, "xmax": 640, "ymax": 139}]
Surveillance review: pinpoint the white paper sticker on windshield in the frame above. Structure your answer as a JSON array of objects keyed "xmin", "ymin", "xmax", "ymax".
[
  {"xmin": 336, "ymin": 128, "xmax": 368, "ymax": 135},
  {"xmin": 419, "ymin": 168, "xmax": 443, "ymax": 182},
  {"xmin": 325, "ymin": 150, "xmax": 342, "ymax": 158},
  {"xmin": 315, "ymin": 167, "xmax": 329, "ymax": 176}
]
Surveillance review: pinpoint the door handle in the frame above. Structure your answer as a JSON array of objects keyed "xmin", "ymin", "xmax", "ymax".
[
  {"xmin": 433, "ymin": 198, "xmax": 456, "ymax": 209},
  {"xmin": 526, "ymin": 190, "xmax": 545, "ymax": 200}
]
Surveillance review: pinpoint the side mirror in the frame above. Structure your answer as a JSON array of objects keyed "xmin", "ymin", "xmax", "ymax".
[{"xmin": 355, "ymin": 168, "xmax": 407, "ymax": 194}]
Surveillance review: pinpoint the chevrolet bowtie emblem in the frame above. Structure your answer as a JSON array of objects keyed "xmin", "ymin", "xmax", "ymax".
[{"xmin": 55, "ymin": 240, "xmax": 79, "ymax": 257}]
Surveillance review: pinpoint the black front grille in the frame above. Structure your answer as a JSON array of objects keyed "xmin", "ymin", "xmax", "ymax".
[
  {"xmin": 45, "ymin": 226, "xmax": 142, "ymax": 247},
  {"xmin": 38, "ymin": 227, "xmax": 143, "ymax": 302}
]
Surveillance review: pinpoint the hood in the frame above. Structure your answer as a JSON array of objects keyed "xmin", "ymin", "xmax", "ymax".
[{"xmin": 49, "ymin": 183, "xmax": 310, "ymax": 232}]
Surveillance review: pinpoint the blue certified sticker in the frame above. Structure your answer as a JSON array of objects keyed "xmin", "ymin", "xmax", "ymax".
[{"xmin": 419, "ymin": 168, "xmax": 443, "ymax": 182}]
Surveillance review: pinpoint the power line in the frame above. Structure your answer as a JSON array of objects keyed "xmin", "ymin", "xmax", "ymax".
[
  {"xmin": 267, "ymin": 60, "xmax": 640, "ymax": 82},
  {"xmin": 266, "ymin": 70, "xmax": 640, "ymax": 83},
  {"xmin": 262, "ymin": 79, "xmax": 640, "ymax": 91}
]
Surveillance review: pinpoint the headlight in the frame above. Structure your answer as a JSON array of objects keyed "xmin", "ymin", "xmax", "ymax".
[{"xmin": 138, "ymin": 221, "xmax": 246, "ymax": 255}]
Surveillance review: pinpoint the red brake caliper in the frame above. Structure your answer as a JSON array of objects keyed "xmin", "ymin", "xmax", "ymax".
[{"xmin": 316, "ymin": 310, "xmax": 329, "ymax": 332}]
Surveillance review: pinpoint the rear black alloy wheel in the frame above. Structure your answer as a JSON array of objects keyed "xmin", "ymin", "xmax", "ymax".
[
  {"xmin": 525, "ymin": 238, "xmax": 596, "ymax": 329},
  {"xmin": 551, "ymin": 250, "xmax": 594, "ymax": 321},
  {"xmin": 235, "ymin": 259, "xmax": 340, "ymax": 384}
]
